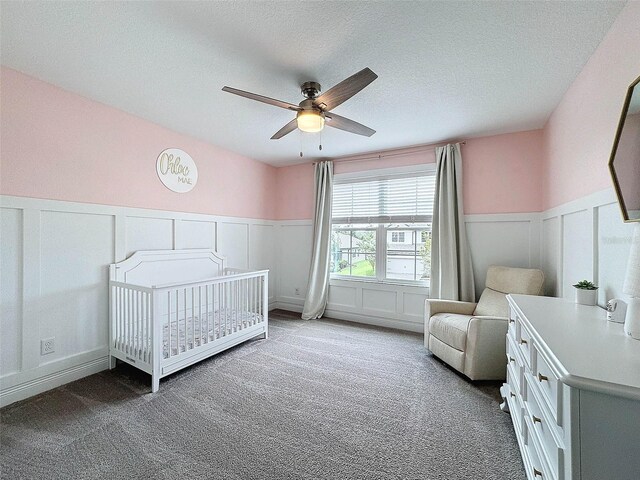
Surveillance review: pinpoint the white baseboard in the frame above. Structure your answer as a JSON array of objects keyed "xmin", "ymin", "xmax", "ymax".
[
  {"xmin": 0, "ymin": 356, "xmax": 108, "ymax": 408},
  {"xmin": 323, "ymin": 308, "xmax": 423, "ymax": 333},
  {"xmin": 273, "ymin": 301, "xmax": 423, "ymax": 333}
]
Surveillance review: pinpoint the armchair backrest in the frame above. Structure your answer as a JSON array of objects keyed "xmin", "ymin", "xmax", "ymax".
[{"xmin": 473, "ymin": 266, "xmax": 545, "ymax": 317}]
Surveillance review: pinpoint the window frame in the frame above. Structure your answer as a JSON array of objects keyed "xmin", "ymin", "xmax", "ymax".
[{"xmin": 330, "ymin": 164, "xmax": 435, "ymax": 286}]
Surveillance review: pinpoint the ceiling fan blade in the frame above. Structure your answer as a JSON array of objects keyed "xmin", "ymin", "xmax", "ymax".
[
  {"xmin": 324, "ymin": 112, "xmax": 375, "ymax": 137},
  {"xmin": 325, "ymin": 112, "xmax": 376, "ymax": 137},
  {"xmin": 313, "ymin": 68, "xmax": 378, "ymax": 111},
  {"xmin": 222, "ymin": 86, "xmax": 301, "ymax": 111},
  {"xmin": 271, "ymin": 119, "xmax": 298, "ymax": 139}
]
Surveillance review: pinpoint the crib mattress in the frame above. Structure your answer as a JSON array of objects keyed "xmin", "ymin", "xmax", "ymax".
[{"xmin": 118, "ymin": 309, "xmax": 264, "ymax": 359}]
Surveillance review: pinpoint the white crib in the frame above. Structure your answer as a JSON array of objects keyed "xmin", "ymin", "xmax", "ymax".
[{"xmin": 108, "ymin": 249, "xmax": 268, "ymax": 392}]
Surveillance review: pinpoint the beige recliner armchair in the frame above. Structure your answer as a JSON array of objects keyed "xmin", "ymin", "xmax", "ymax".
[{"xmin": 425, "ymin": 266, "xmax": 544, "ymax": 380}]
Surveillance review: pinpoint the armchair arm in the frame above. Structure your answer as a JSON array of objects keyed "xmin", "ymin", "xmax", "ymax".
[
  {"xmin": 464, "ymin": 316, "xmax": 509, "ymax": 380},
  {"xmin": 425, "ymin": 299, "xmax": 477, "ymax": 319}
]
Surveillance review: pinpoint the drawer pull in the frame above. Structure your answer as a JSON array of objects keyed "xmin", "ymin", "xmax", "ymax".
[
  {"xmin": 510, "ymin": 392, "xmax": 516, "ymax": 398},
  {"xmin": 520, "ymin": 339, "xmax": 528, "ymax": 345},
  {"xmin": 537, "ymin": 373, "xmax": 548, "ymax": 382},
  {"xmin": 533, "ymin": 467, "xmax": 543, "ymax": 477},
  {"xmin": 509, "ymin": 319, "xmax": 515, "ymax": 324},
  {"xmin": 509, "ymin": 357, "xmax": 516, "ymax": 363},
  {"xmin": 532, "ymin": 415, "xmax": 542, "ymax": 424}
]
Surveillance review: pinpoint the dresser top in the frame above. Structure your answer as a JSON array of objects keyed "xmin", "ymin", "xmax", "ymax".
[{"xmin": 508, "ymin": 294, "xmax": 640, "ymax": 400}]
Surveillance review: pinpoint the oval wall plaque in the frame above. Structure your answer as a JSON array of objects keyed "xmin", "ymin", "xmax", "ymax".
[{"xmin": 156, "ymin": 148, "xmax": 198, "ymax": 193}]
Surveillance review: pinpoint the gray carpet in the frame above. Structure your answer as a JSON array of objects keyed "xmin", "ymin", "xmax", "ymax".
[{"xmin": 1, "ymin": 310, "xmax": 525, "ymax": 479}]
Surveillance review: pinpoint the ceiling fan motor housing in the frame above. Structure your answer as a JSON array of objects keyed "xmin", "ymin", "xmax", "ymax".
[{"xmin": 301, "ymin": 81, "xmax": 321, "ymax": 99}]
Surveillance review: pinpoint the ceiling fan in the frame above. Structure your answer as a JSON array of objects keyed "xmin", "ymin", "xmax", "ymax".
[{"xmin": 222, "ymin": 67, "xmax": 378, "ymax": 140}]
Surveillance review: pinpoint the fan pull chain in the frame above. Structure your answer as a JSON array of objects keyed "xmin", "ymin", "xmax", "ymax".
[
  {"xmin": 319, "ymin": 129, "xmax": 322, "ymax": 151},
  {"xmin": 299, "ymin": 131, "xmax": 303, "ymax": 157}
]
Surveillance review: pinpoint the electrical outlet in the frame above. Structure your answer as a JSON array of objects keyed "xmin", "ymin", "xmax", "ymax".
[
  {"xmin": 295, "ymin": 288, "xmax": 300, "ymax": 296},
  {"xmin": 41, "ymin": 337, "xmax": 55, "ymax": 355}
]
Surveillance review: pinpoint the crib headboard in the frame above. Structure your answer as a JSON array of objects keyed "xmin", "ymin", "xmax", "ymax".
[{"xmin": 110, "ymin": 249, "xmax": 226, "ymax": 287}]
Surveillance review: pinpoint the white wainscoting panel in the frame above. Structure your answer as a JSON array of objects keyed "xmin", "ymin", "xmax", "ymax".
[
  {"xmin": 39, "ymin": 211, "xmax": 114, "ymax": 364},
  {"xmin": 561, "ymin": 209, "xmax": 593, "ymax": 300},
  {"xmin": 1, "ymin": 208, "xmax": 23, "ymax": 377},
  {"xmin": 362, "ymin": 288, "xmax": 397, "ymax": 314},
  {"xmin": 542, "ymin": 189, "xmax": 634, "ymax": 306},
  {"xmin": 542, "ymin": 217, "xmax": 560, "ymax": 296},
  {"xmin": 465, "ymin": 214, "xmax": 541, "ymax": 299},
  {"xmin": 0, "ymin": 195, "xmax": 278, "ymax": 407},
  {"xmin": 276, "ymin": 223, "xmax": 312, "ymax": 307},
  {"xmin": 249, "ymin": 224, "xmax": 276, "ymax": 302},
  {"xmin": 125, "ymin": 216, "xmax": 174, "ymax": 257},
  {"xmin": 217, "ymin": 222, "xmax": 249, "ymax": 270},
  {"xmin": 597, "ymin": 202, "xmax": 635, "ymax": 303},
  {"xmin": 327, "ymin": 284, "xmax": 357, "ymax": 308},
  {"xmin": 403, "ymin": 292, "xmax": 429, "ymax": 320},
  {"xmin": 177, "ymin": 219, "xmax": 216, "ymax": 250}
]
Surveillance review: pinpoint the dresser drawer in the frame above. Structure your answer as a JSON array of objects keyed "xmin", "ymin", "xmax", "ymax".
[
  {"xmin": 517, "ymin": 320, "xmax": 534, "ymax": 368},
  {"xmin": 506, "ymin": 369, "xmax": 524, "ymax": 435},
  {"xmin": 507, "ymin": 337, "xmax": 523, "ymax": 395},
  {"xmin": 533, "ymin": 345, "xmax": 561, "ymax": 423},
  {"xmin": 508, "ymin": 308, "xmax": 518, "ymax": 342},
  {"xmin": 524, "ymin": 375, "xmax": 563, "ymax": 480},
  {"xmin": 524, "ymin": 414, "xmax": 554, "ymax": 480}
]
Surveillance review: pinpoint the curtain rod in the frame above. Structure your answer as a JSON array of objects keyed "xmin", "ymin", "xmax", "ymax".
[{"xmin": 313, "ymin": 141, "xmax": 466, "ymax": 165}]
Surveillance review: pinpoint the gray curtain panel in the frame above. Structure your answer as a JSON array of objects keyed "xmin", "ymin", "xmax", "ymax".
[
  {"xmin": 302, "ymin": 160, "xmax": 334, "ymax": 320},
  {"xmin": 430, "ymin": 143, "xmax": 475, "ymax": 302}
]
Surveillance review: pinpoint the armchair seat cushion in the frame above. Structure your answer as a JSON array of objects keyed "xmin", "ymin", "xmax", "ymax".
[{"xmin": 429, "ymin": 313, "xmax": 470, "ymax": 351}]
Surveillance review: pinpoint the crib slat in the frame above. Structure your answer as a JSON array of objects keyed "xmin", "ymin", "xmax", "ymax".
[
  {"xmin": 167, "ymin": 292, "xmax": 171, "ymax": 358},
  {"xmin": 216, "ymin": 283, "xmax": 221, "ymax": 339},
  {"xmin": 175, "ymin": 290, "xmax": 179, "ymax": 356},
  {"xmin": 148, "ymin": 292, "xmax": 152, "ymax": 363},
  {"xmin": 142, "ymin": 292, "xmax": 146, "ymax": 362},
  {"xmin": 138, "ymin": 291, "xmax": 142, "ymax": 360},
  {"xmin": 198, "ymin": 286, "xmax": 202, "ymax": 347},
  {"xmin": 252, "ymin": 277, "xmax": 256, "ymax": 325},
  {"xmin": 225, "ymin": 282, "xmax": 229, "ymax": 336},
  {"xmin": 191, "ymin": 287, "xmax": 195, "ymax": 349},
  {"xmin": 127, "ymin": 289, "xmax": 132, "ymax": 355},
  {"xmin": 120, "ymin": 287, "xmax": 125, "ymax": 351},
  {"xmin": 183, "ymin": 288, "xmax": 187, "ymax": 353},
  {"xmin": 205, "ymin": 284, "xmax": 209, "ymax": 344},
  {"xmin": 234, "ymin": 280, "xmax": 238, "ymax": 332},
  {"xmin": 115, "ymin": 287, "xmax": 120, "ymax": 350},
  {"xmin": 253, "ymin": 277, "xmax": 257, "ymax": 325},
  {"xmin": 133, "ymin": 291, "xmax": 138, "ymax": 358}
]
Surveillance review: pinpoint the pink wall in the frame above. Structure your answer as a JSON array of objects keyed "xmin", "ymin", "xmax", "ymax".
[
  {"xmin": 275, "ymin": 162, "xmax": 315, "ymax": 220},
  {"xmin": 462, "ymin": 130, "xmax": 543, "ymax": 214},
  {"xmin": 542, "ymin": 1, "xmax": 640, "ymax": 209},
  {"xmin": 275, "ymin": 129, "xmax": 544, "ymax": 220},
  {"xmin": 0, "ymin": 67, "xmax": 277, "ymax": 220}
]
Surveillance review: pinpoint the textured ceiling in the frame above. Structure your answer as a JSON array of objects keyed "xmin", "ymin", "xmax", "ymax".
[{"xmin": 1, "ymin": 1, "xmax": 625, "ymax": 166}]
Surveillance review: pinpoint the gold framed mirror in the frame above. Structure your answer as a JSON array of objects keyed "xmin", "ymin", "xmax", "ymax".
[{"xmin": 609, "ymin": 75, "xmax": 640, "ymax": 223}]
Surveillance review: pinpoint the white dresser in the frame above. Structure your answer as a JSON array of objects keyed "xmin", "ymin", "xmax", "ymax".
[{"xmin": 502, "ymin": 294, "xmax": 640, "ymax": 480}]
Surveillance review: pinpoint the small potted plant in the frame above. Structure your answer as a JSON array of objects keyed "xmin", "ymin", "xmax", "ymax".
[{"xmin": 573, "ymin": 280, "xmax": 598, "ymax": 306}]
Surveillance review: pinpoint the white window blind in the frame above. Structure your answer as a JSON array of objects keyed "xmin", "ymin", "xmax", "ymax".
[{"xmin": 332, "ymin": 173, "xmax": 436, "ymax": 224}]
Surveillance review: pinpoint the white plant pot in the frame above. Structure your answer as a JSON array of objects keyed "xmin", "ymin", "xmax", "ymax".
[{"xmin": 575, "ymin": 288, "xmax": 597, "ymax": 306}]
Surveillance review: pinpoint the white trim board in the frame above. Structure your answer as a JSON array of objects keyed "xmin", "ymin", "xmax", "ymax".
[{"xmin": 0, "ymin": 356, "xmax": 108, "ymax": 407}]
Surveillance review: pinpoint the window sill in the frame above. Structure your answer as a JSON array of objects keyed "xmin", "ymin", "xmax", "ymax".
[{"xmin": 330, "ymin": 276, "xmax": 430, "ymax": 289}]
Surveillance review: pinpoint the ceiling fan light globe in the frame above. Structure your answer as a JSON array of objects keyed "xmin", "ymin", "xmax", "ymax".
[{"xmin": 296, "ymin": 110, "xmax": 325, "ymax": 133}]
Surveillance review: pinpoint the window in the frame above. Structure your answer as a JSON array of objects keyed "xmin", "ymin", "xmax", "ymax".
[
  {"xmin": 390, "ymin": 232, "xmax": 405, "ymax": 243},
  {"xmin": 330, "ymin": 165, "xmax": 435, "ymax": 284}
]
